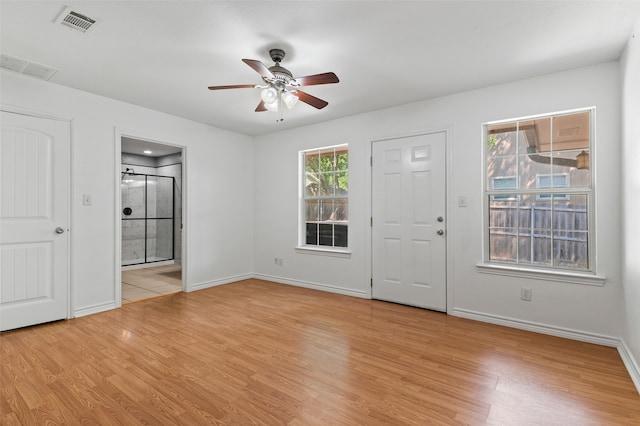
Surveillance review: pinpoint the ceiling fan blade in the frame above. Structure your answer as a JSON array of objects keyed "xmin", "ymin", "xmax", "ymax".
[
  {"xmin": 208, "ymin": 84, "xmax": 256, "ymax": 90},
  {"xmin": 293, "ymin": 72, "xmax": 339, "ymax": 86},
  {"xmin": 255, "ymin": 100, "xmax": 267, "ymax": 112},
  {"xmin": 295, "ymin": 91, "xmax": 329, "ymax": 109},
  {"xmin": 242, "ymin": 59, "xmax": 274, "ymax": 79}
]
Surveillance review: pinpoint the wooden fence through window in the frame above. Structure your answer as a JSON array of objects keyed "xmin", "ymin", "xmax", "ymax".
[{"xmin": 489, "ymin": 203, "xmax": 588, "ymax": 268}]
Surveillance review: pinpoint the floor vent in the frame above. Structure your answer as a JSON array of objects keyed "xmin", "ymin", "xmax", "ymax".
[
  {"xmin": 55, "ymin": 6, "xmax": 98, "ymax": 33},
  {"xmin": 0, "ymin": 54, "xmax": 57, "ymax": 81}
]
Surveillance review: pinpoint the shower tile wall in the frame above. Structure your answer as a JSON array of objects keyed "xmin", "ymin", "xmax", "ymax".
[
  {"xmin": 121, "ymin": 172, "xmax": 147, "ymax": 265},
  {"xmin": 158, "ymin": 162, "xmax": 182, "ymax": 263},
  {"xmin": 122, "ymin": 152, "xmax": 181, "ymax": 266}
]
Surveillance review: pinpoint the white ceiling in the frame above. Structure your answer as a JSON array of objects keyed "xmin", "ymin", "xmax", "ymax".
[
  {"xmin": 121, "ymin": 136, "xmax": 182, "ymax": 157},
  {"xmin": 2, "ymin": 1, "xmax": 639, "ymax": 137}
]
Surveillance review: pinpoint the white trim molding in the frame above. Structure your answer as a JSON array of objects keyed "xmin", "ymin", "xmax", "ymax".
[
  {"xmin": 74, "ymin": 302, "xmax": 117, "ymax": 318},
  {"xmin": 476, "ymin": 263, "xmax": 606, "ymax": 286},
  {"xmin": 253, "ymin": 273, "xmax": 368, "ymax": 299},
  {"xmin": 452, "ymin": 308, "xmax": 619, "ymax": 347},
  {"xmin": 295, "ymin": 246, "xmax": 351, "ymax": 258},
  {"xmin": 189, "ymin": 273, "xmax": 254, "ymax": 292},
  {"xmin": 618, "ymin": 339, "xmax": 640, "ymax": 395}
]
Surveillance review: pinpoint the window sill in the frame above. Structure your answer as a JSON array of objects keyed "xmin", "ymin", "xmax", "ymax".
[
  {"xmin": 295, "ymin": 246, "xmax": 352, "ymax": 258},
  {"xmin": 476, "ymin": 263, "xmax": 605, "ymax": 286}
]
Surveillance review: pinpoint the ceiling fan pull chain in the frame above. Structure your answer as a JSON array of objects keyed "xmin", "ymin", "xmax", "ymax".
[{"xmin": 278, "ymin": 95, "xmax": 284, "ymax": 122}]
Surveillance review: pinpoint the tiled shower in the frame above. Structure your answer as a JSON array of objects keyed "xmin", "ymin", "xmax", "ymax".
[{"xmin": 121, "ymin": 152, "xmax": 182, "ymax": 267}]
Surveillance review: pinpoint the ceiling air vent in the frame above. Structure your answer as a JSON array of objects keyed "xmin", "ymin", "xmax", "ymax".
[
  {"xmin": 55, "ymin": 6, "xmax": 99, "ymax": 33},
  {"xmin": 1, "ymin": 54, "xmax": 58, "ymax": 81}
]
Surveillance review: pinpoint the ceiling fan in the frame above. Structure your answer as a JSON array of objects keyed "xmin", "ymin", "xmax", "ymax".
[{"xmin": 207, "ymin": 49, "xmax": 339, "ymax": 115}]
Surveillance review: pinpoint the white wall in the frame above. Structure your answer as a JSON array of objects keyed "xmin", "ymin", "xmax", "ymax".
[
  {"xmin": 1, "ymin": 59, "xmax": 629, "ymax": 355},
  {"xmin": 621, "ymin": 18, "xmax": 640, "ymax": 386},
  {"xmin": 253, "ymin": 62, "xmax": 623, "ymax": 342},
  {"xmin": 1, "ymin": 70, "xmax": 254, "ymax": 316}
]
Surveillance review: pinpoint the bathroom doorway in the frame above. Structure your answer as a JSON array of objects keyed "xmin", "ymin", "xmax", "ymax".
[{"xmin": 120, "ymin": 136, "xmax": 184, "ymax": 304}]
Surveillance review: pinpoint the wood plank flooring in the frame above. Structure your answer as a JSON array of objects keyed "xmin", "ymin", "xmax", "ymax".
[{"xmin": 1, "ymin": 279, "xmax": 639, "ymax": 425}]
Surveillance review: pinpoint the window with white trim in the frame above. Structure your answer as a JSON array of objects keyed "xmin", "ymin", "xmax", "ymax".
[
  {"xmin": 301, "ymin": 145, "xmax": 348, "ymax": 248},
  {"xmin": 483, "ymin": 109, "xmax": 592, "ymax": 271}
]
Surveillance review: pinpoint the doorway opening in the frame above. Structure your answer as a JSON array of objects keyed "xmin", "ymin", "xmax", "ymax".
[{"xmin": 120, "ymin": 136, "xmax": 184, "ymax": 304}]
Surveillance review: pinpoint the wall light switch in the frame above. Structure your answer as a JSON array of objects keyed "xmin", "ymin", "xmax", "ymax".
[
  {"xmin": 82, "ymin": 194, "xmax": 92, "ymax": 206},
  {"xmin": 458, "ymin": 196, "xmax": 467, "ymax": 207}
]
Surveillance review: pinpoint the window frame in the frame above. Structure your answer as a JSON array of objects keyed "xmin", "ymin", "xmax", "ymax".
[
  {"xmin": 480, "ymin": 107, "xmax": 598, "ymax": 278},
  {"xmin": 297, "ymin": 144, "xmax": 350, "ymax": 255}
]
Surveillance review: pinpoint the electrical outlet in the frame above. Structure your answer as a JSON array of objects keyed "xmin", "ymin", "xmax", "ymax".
[
  {"xmin": 274, "ymin": 257, "xmax": 284, "ymax": 266},
  {"xmin": 521, "ymin": 287, "xmax": 532, "ymax": 301}
]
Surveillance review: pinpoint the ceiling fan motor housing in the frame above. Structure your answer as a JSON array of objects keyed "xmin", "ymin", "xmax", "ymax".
[
  {"xmin": 267, "ymin": 49, "xmax": 292, "ymax": 85},
  {"xmin": 268, "ymin": 65, "xmax": 293, "ymax": 85},
  {"xmin": 269, "ymin": 48, "xmax": 286, "ymax": 63}
]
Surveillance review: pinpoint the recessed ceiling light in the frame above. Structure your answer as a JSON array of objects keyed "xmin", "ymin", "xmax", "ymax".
[{"xmin": 143, "ymin": 150, "xmax": 152, "ymax": 154}]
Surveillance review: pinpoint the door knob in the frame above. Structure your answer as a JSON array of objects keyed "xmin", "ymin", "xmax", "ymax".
[
  {"xmin": 436, "ymin": 229, "xmax": 445, "ymax": 236},
  {"xmin": 55, "ymin": 227, "xmax": 65, "ymax": 234},
  {"xmin": 437, "ymin": 216, "xmax": 444, "ymax": 222}
]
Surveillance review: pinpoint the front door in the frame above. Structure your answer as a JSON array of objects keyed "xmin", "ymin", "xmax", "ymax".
[
  {"xmin": 372, "ymin": 131, "xmax": 447, "ymax": 311},
  {"xmin": 1, "ymin": 110, "xmax": 70, "ymax": 331}
]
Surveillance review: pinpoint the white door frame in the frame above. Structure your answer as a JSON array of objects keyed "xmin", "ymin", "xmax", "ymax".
[
  {"xmin": 114, "ymin": 128, "xmax": 188, "ymax": 307},
  {"xmin": 1, "ymin": 104, "xmax": 74, "ymax": 320},
  {"xmin": 369, "ymin": 126, "xmax": 455, "ymax": 313}
]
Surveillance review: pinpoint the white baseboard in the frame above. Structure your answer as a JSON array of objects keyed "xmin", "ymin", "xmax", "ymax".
[
  {"xmin": 74, "ymin": 301, "xmax": 117, "ymax": 318},
  {"xmin": 252, "ymin": 273, "xmax": 369, "ymax": 299},
  {"xmin": 618, "ymin": 339, "xmax": 640, "ymax": 395},
  {"xmin": 451, "ymin": 308, "xmax": 620, "ymax": 347},
  {"xmin": 189, "ymin": 273, "xmax": 253, "ymax": 292}
]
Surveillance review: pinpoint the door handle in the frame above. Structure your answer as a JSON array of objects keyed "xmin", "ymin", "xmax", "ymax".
[
  {"xmin": 55, "ymin": 227, "xmax": 65, "ymax": 234},
  {"xmin": 436, "ymin": 229, "xmax": 445, "ymax": 236}
]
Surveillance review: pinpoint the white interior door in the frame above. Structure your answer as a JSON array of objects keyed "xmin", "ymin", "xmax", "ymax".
[
  {"xmin": 1, "ymin": 111, "xmax": 70, "ymax": 331},
  {"xmin": 372, "ymin": 131, "xmax": 447, "ymax": 311}
]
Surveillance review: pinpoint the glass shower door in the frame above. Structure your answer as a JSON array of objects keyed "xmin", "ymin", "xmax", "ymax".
[{"xmin": 146, "ymin": 175, "xmax": 174, "ymax": 263}]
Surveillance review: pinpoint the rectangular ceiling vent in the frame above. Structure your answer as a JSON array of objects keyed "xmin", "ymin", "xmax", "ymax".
[
  {"xmin": 1, "ymin": 54, "xmax": 57, "ymax": 81},
  {"xmin": 55, "ymin": 6, "xmax": 98, "ymax": 33}
]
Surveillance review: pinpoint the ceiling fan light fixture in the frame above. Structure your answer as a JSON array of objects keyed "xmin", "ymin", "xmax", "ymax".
[
  {"xmin": 261, "ymin": 87, "xmax": 278, "ymax": 104},
  {"xmin": 264, "ymin": 99, "xmax": 279, "ymax": 111},
  {"xmin": 282, "ymin": 91, "xmax": 299, "ymax": 109}
]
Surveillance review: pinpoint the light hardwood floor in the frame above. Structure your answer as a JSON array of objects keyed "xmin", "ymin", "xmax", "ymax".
[
  {"xmin": 1, "ymin": 279, "xmax": 639, "ymax": 425},
  {"xmin": 122, "ymin": 264, "xmax": 182, "ymax": 303}
]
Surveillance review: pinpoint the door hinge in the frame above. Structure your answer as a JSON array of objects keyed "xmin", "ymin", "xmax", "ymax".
[
  {"xmin": 370, "ymin": 156, "xmax": 373, "ymax": 167},
  {"xmin": 370, "ymin": 217, "xmax": 373, "ymax": 227},
  {"xmin": 370, "ymin": 278, "xmax": 373, "ymax": 287}
]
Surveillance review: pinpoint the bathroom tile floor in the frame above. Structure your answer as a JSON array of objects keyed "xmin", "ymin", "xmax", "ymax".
[{"xmin": 121, "ymin": 264, "xmax": 182, "ymax": 304}]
